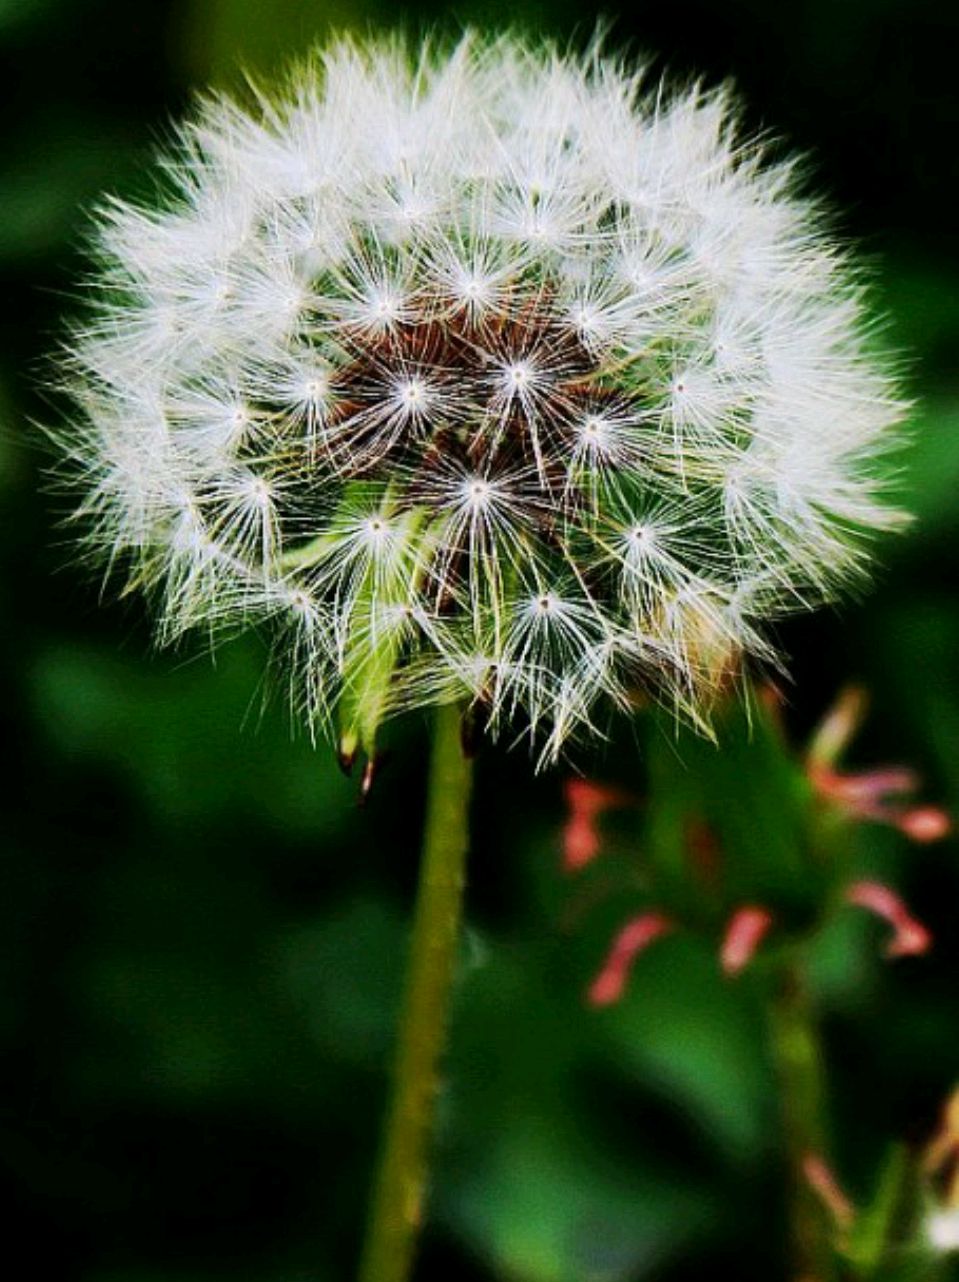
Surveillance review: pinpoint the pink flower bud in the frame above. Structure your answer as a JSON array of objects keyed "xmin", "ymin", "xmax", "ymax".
[
  {"xmin": 720, "ymin": 905, "xmax": 774, "ymax": 976},
  {"xmin": 846, "ymin": 879, "xmax": 932, "ymax": 958},
  {"xmin": 588, "ymin": 912, "xmax": 674, "ymax": 1007},
  {"xmin": 896, "ymin": 806, "xmax": 952, "ymax": 844},
  {"xmin": 562, "ymin": 778, "xmax": 632, "ymax": 871},
  {"xmin": 801, "ymin": 1152, "xmax": 855, "ymax": 1229}
]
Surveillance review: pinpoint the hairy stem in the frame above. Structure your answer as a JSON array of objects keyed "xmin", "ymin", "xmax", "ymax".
[
  {"xmin": 358, "ymin": 701, "xmax": 474, "ymax": 1282},
  {"xmin": 767, "ymin": 962, "xmax": 839, "ymax": 1282}
]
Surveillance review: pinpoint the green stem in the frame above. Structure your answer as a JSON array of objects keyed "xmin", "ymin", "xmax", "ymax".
[
  {"xmin": 358, "ymin": 701, "xmax": 474, "ymax": 1282},
  {"xmin": 767, "ymin": 961, "xmax": 839, "ymax": 1282}
]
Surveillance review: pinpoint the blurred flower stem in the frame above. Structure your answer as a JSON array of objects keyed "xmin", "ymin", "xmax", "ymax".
[
  {"xmin": 358, "ymin": 701, "xmax": 474, "ymax": 1282},
  {"xmin": 766, "ymin": 960, "xmax": 838, "ymax": 1281}
]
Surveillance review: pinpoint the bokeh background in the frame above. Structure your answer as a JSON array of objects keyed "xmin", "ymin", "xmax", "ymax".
[{"xmin": 2, "ymin": 1, "xmax": 958, "ymax": 1279}]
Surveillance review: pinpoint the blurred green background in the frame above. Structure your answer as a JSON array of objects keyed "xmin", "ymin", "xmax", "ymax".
[{"xmin": 2, "ymin": 1, "xmax": 958, "ymax": 1279}]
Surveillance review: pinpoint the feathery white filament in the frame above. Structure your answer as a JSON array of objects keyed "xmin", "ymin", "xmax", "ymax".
[{"xmin": 53, "ymin": 32, "xmax": 907, "ymax": 765}]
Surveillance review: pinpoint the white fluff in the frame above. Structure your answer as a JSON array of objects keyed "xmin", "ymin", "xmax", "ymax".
[{"xmin": 54, "ymin": 32, "xmax": 908, "ymax": 765}]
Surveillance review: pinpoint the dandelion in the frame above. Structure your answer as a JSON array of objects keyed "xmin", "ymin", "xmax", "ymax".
[
  {"xmin": 48, "ymin": 33, "xmax": 914, "ymax": 1282},
  {"xmin": 53, "ymin": 33, "xmax": 906, "ymax": 770}
]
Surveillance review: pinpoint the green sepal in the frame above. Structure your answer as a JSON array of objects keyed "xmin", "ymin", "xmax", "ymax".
[{"xmin": 337, "ymin": 501, "xmax": 433, "ymax": 767}]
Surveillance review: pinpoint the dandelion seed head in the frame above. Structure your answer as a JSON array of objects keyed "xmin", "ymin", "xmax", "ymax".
[{"xmin": 52, "ymin": 32, "xmax": 908, "ymax": 766}]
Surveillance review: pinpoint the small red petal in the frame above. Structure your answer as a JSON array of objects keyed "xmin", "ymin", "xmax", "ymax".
[
  {"xmin": 562, "ymin": 778, "xmax": 633, "ymax": 871},
  {"xmin": 832, "ymin": 767, "xmax": 919, "ymax": 805},
  {"xmin": 720, "ymin": 905, "xmax": 774, "ymax": 976},
  {"xmin": 846, "ymin": 879, "xmax": 932, "ymax": 958},
  {"xmin": 563, "ymin": 816, "xmax": 601, "ymax": 871},
  {"xmin": 801, "ymin": 1152, "xmax": 855, "ymax": 1228},
  {"xmin": 565, "ymin": 778, "xmax": 630, "ymax": 813},
  {"xmin": 896, "ymin": 806, "xmax": 952, "ymax": 844},
  {"xmin": 588, "ymin": 912, "xmax": 674, "ymax": 1007},
  {"xmin": 809, "ymin": 764, "xmax": 918, "ymax": 812}
]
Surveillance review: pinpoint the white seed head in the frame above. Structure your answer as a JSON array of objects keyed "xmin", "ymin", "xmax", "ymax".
[{"xmin": 52, "ymin": 32, "xmax": 908, "ymax": 766}]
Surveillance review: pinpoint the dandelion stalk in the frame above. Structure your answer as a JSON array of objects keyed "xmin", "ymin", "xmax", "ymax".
[
  {"xmin": 359, "ymin": 700, "xmax": 473, "ymax": 1282},
  {"xmin": 766, "ymin": 961, "xmax": 837, "ymax": 1282}
]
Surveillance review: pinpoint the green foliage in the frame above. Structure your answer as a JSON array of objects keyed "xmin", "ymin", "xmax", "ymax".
[
  {"xmin": 2, "ymin": 2, "xmax": 959, "ymax": 1281},
  {"xmin": 181, "ymin": 0, "xmax": 380, "ymax": 84}
]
